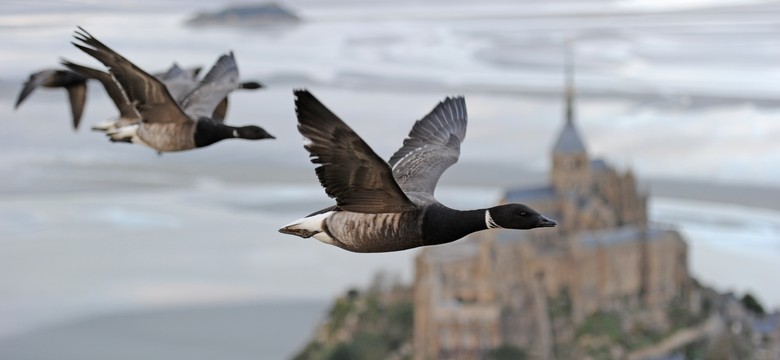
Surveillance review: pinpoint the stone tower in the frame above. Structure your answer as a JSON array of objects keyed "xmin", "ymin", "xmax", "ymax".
[{"xmin": 551, "ymin": 46, "xmax": 590, "ymax": 194}]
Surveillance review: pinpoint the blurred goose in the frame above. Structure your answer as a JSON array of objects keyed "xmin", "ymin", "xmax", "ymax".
[
  {"xmin": 154, "ymin": 63, "xmax": 203, "ymax": 103},
  {"xmin": 14, "ymin": 69, "xmax": 88, "ymax": 129},
  {"xmin": 158, "ymin": 62, "xmax": 264, "ymax": 122},
  {"xmin": 279, "ymin": 90, "xmax": 556, "ymax": 253},
  {"xmin": 69, "ymin": 27, "xmax": 274, "ymax": 153},
  {"xmin": 15, "ymin": 63, "xmax": 201, "ymax": 132},
  {"xmin": 152, "ymin": 64, "xmax": 201, "ymax": 84},
  {"xmin": 160, "ymin": 63, "xmax": 263, "ymax": 99},
  {"xmin": 61, "ymin": 62, "xmax": 242, "ymax": 132}
]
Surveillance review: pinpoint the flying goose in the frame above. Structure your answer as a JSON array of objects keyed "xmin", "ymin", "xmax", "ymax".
[
  {"xmin": 69, "ymin": 27, "xmax": 274, "ymax": 152},
  {"xmin": 61, "ymin": 61, "xmax": 256, "ymax": 132},
  {"xmin": 159, "ymin": 63, "xmax": 263, "ymax": 102},
  {"xmin": 14, "ymin": 69, "xmax": 88, "ymax": 129},
  {"xmin": 158, "ymin": 63, "xmax": 263, "ymax": 123},
  {"xmin": 279, "ymin": 90, "xmax": 557, "ymax": 253},
  {"xmin": 14, "ymin": 64, "xmax": 201, "ymax": 132}
]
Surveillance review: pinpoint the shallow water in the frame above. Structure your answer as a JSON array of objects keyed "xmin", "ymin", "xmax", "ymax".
[{"xmin": 651, "ymin": 197, "xmax": 780, "ymax": 307}]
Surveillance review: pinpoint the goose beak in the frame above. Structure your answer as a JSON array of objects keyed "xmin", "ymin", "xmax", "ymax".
[{"xmin": 538, "ymin": 215, "xmax": 557, "ymax": 227}]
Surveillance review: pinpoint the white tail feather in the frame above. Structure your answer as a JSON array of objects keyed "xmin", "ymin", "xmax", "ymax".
[
  {"xmin": 108, "ymin": 124, "xmax": 138, "ymax": 142},
  {"xmin": 280, "ymin": 211, "xmax": 336, "ymax": 244}
]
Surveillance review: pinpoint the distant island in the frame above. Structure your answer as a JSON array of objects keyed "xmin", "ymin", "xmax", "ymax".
[{"xmin": 186, "ymin": 2, "xmax": 301, "ymax": 27}]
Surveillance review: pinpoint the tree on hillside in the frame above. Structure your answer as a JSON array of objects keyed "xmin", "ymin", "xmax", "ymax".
[{"xmin": 740, "ymin": 293, "xmax": 765, "ymax": 315}]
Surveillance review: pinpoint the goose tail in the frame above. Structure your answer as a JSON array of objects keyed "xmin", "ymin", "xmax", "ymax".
[
  {"xmin": 278, "ymin": 225, "xmax": 318, "ymax": 239},
  {"xmin": 279, "ymin": 211, "xmax": 334, "ymax": 239},
  {"xmin": 107, "ymin": 124, "xmax": 138, "ymax": 143}
]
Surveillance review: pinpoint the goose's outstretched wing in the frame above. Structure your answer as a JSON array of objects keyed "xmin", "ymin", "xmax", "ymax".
[
  {"xmin": 294, "ymin": 89, "xmax": 415, "ymax": 214},
  {"xmin": 71, "ymin": 27, "xmax": 190, "ymax": 125},
  {"xmin": 61, "ymin": 60, "xmax": 138, "ymax": 120},
  {"xmin": 158, "ymin": 63, "xmax": 199, "ymax": 102},
  {"xmin": 211, "ymin": 97, "xmax": 229, "ymax": 123},
  {"xmin": 64, "ymin": 78, "xmax": 87, "ymax": 130},
  {"xmin": 388, "ymin": 96, "xmax": 467, "ymax": 195},
  {"xmin": 180, "ymin": 52, "xmax": 239, "ymax": 120},
  {"xmin": 15, "ymin": 69, "xmax": 88, "ymax": 129}
]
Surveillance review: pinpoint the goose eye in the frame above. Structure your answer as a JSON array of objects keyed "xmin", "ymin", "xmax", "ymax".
[{"xmin": 520, "ymin": 211, "xmax": 527, "ymax": 216}]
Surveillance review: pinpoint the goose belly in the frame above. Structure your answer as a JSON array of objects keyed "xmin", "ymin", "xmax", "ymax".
[
  {"xmin": 137, "ymin": 123, "xmax": 195, "ymax": 152},
  {"xmin": 325, "ymin": 211, "xmax": 423, "ymax": 253}
]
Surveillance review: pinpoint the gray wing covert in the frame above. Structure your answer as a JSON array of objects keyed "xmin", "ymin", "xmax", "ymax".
[
  {"xmin": 180, "ymin": 52, "xmax": 239, "ymax": 121},
  {"xmin": 158, "ymin": 63, "xmax": 198, "ymax": 102},
  {"xmin": 388, "ymin": 96, "xmax": 467, "ymax": 195}
]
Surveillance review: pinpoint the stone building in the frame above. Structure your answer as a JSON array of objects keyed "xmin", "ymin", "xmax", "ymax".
[{"xmin": 413, "ymin": 60, "xmax": 690, "ymax": 359}]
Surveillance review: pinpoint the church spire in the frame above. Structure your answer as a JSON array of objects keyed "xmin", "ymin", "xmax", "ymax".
[
  {"xmin": 565, "ymin": 43, "xmax": 575, "ymax": 126},
  {"xmin": 552, "ymin": 43, "xmax": 586, "ymax": 155}
]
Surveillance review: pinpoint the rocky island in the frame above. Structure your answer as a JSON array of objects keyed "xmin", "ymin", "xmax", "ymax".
[
  {"xmin": 291, "ymin": 61, "xmax": 780, "ymax": 360},
  {"xmin": 186, "ymin": 2, "xmax": 300, "ymax": 27}
]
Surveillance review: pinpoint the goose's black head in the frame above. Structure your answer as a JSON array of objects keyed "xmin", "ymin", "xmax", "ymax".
[
  {"xmin": 235, "ymin": 125, "xmax": 275, "ymax": 140},
  {"xmin": 488, "ymin": 203, "xmax": 557, "ymax": 230}
]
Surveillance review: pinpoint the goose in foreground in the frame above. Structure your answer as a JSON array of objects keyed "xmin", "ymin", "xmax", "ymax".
[
  {"xmin": 69, "ymin": 27, "xmax": 274, "ymax": 152},
  {"xmin": 279, "ymin": 90, "xmax": 557, "ymax": 253},
  {"xmin": 14, "ymin": 69, "xmax": 88, "ymax": 129}
]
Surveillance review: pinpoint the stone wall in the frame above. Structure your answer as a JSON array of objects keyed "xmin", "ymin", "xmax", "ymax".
[{"xmin": 414, "ymin": 226, "xmax": 690, "ymax": 359}]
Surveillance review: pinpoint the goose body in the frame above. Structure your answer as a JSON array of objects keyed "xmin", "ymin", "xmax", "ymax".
[
  {"xmin": 14, "ymin": 69, "xmax": 88, "ymax": 129},
  {"xmin": 280, "ymin": 90, "xmax": 556, "ymax": 253},
  {"xmin": 68, "ymin": 27, "xmax": 274, "ymax": 152}
]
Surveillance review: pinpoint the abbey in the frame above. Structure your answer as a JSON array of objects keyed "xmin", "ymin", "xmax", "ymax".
[{"xmin": 413, "ymin": 63, "xmax": 692, "ymax": 359}]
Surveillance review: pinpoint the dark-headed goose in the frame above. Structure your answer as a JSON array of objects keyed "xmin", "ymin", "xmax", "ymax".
[
  {"xmin": 14, "ymin": 69, "xmax": 88, "ymax": 129},
  {"xmin": 69, "ymin": 27, "xmax": 274, "ymax": 153},
  {"xmin": 158, "ymin": 62, "xmax": 264, "ymax": 123},
  {"xmin": 60, "ymin": 62, "xmax": 249, "ymax": 132},
  {"xmin": 279, "ymin": 90, "xmax": 557, "ymax": 253}
]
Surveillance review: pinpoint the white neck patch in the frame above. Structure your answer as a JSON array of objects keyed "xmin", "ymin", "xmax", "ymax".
[
  {"xmin": 233, "ymin": 129, "xmax": 239, "ymax": 138},
  {"xmin": 485, "ymin": 210, "xmax": 502, "ymax": 229}
]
